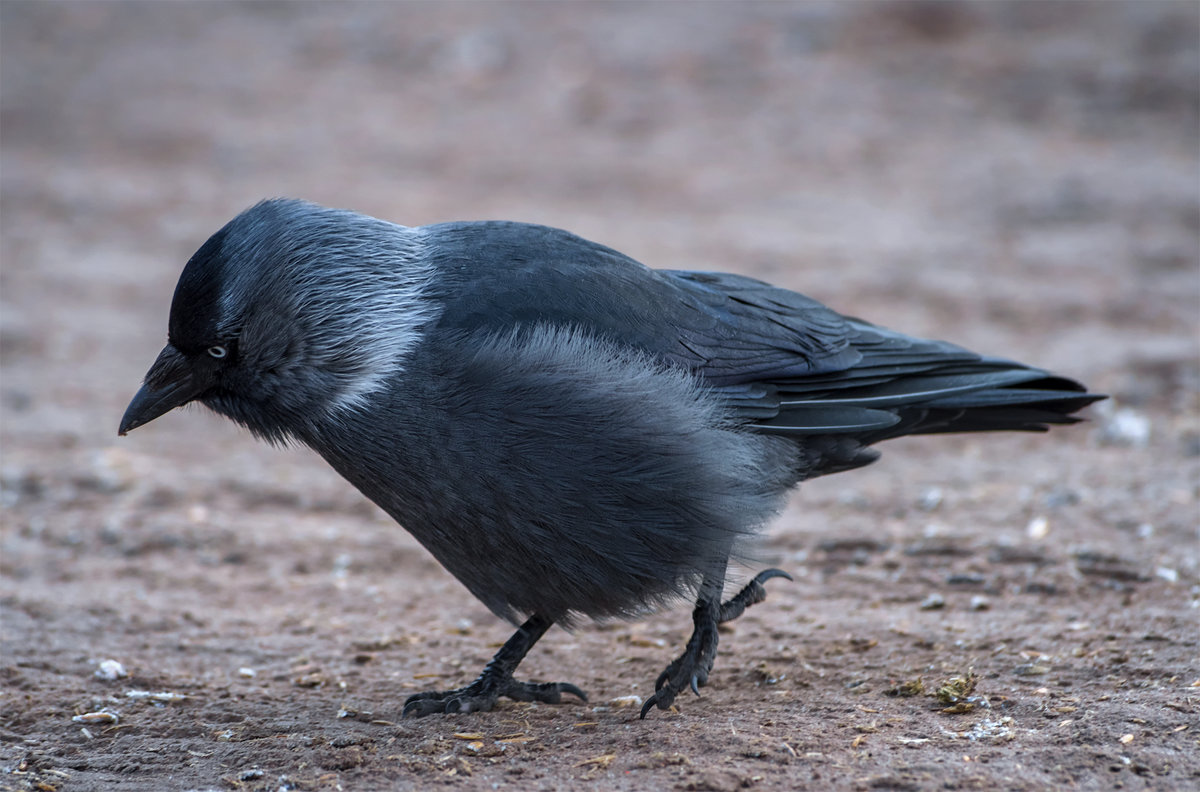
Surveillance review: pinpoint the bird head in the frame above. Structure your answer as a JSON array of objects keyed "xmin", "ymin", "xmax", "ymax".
[{"xmin": 119, "ymin": 199, "xmax": 437, "ymax": 443}]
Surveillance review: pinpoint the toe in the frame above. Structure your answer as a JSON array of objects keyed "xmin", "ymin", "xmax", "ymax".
[
  {"xmin": 502, "ymin": 680, "xmax": 588, "ymax": 704},
  {"xmin": 754, "ymin": 568, "xmax": 793, "ymax": 584},
  {"xmin": 640, "ymin": 688, "xmax": 679, "ymax": 719},
  {"xmin": 555, "ymin": 682, "xmax": 589, "ymax": 702},
  {"xmin": 402, "ymin": 697, "xmax": 449, "ymax": 718},
  {"xmin": 639, "ymin": 693, "xmax": 659, "ymax": 719}
]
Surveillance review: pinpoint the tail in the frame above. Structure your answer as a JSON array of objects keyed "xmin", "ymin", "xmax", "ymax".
[
  {"xmin": 747, "ymin": 320, "xmax": 1105, "ymax": 443},
  {"xmin": 855, "ymin": 359, "xmax": 1104, "ymax": 441}
]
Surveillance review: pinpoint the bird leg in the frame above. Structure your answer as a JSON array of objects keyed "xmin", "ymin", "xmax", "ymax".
[
  {"xmin": 402, "ymin": 613, "xmax": 587, "ymax": 717},
  {"xmin": 640, "ymin": 568, "xmax": 792, "ymax": 719}
]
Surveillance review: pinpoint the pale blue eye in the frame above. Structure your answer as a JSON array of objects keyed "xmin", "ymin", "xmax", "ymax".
[{"xmin": 207, "ymin": 345, "xmax": 227, "ymax": 359}]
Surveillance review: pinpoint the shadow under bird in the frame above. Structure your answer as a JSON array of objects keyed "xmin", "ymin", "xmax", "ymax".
[{"xmin": 120, "ymin": 199, "xmax": 1103, "ymax": 718}]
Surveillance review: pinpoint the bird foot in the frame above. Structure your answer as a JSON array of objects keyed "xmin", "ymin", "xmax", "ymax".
[
  {"xmin": 639, "ymin": 610, "xmax": 719, "ymax": 718},
  {"xmin": 403, "ymin": 675, "xmax": 586, "ymax": 718},
  {"xmin": 401, "ymin": 613, "xmax": 586, "ymax": 717},
  {"xmin": 640, "ymin": 568, "xmax": 791, "ymax": 719}
]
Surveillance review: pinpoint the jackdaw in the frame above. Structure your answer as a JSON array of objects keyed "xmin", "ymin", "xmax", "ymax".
[{"xmin": 120, "ymin": 199, "xmax": 1103, "ymax": 718}]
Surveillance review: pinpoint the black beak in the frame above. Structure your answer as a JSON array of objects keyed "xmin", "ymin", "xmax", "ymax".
[{"xmin": 119, "ymin": 345, "xmax": 208, "ymax": 435}]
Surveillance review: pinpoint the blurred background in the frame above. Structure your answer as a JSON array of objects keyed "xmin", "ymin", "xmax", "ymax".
[{"xmin": 1, "ymin": 3, "xmax": 1197, "ymax": 786}]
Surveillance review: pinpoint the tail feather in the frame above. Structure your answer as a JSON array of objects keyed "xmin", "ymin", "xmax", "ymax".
[{"xmin": 751, "ymin": 360, "xmax": 1103, "ymax": 440}]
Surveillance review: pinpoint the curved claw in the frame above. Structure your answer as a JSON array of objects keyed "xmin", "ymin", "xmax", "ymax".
[
  {"xmin": 560, "ymin": 682, "xmax": 589, "ymax": 702},
  {"xmin": 753, "ymin": 568, "xmax": 793, "ymax": 585},
  {"xmin": 639, "ymin": 672, "xmax": 701, "ymax": 719},
  {"xmin": 639, "ymin": 693, "xmax": 660, "ymax": 719}
]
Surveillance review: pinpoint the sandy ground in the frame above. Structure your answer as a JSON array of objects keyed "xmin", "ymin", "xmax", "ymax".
[{"xmin": 1, "ymin": 2, "xmax": 1197, "ymax": 790}]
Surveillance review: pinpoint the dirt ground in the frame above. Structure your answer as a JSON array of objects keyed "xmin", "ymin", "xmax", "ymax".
[{"xmin": 1, "ymin": 2, "xmax": 1197, "ymax": 790}]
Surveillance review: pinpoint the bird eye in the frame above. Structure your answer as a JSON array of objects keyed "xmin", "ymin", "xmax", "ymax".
[{"xmin": 207, "ymin": 345, "xmax": 228, "ymax": 359}]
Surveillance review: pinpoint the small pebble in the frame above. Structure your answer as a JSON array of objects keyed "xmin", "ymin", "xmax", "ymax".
[
  {"xmin": 969, "ymin": 595, "xmax": 991, "ymax": 611},
  {"xmin": 1097, "ymin": 406, "xmax": 1151, "ymax": 447},
  {"xmin": 1026, "ymin": 516, "xmax": 1049, "ymax": 540},
  {"xmin": 1013, "ymin": 663, "xmax": 1051, "ymax": 676},
  {"xmin": 95, "ymin": 659, "xmax": 127, "ymax": 681},
  {"xmin": 917, "ymin": 487, "xmax": 943, "ymax": 511},
  {"xmin": 1155, "ymin": 567, "xmax": 1178, "ymax": 583},
  {"xmin": 919, "ymin": 593, "xmax": 945, "ymax": 611}
]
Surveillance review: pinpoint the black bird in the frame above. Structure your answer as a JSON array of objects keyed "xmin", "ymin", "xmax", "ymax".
[{"xmin": 120, "ymin": 199, "xmax": 1103, "ymax": 718}]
